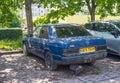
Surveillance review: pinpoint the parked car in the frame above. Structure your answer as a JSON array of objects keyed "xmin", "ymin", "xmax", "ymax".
[
  {"xmin": 23, "ymin": 24, "xmax": 107, "ymax": 70},
  {"xmin": 85, "ymin": 21, "xmax": 120, "ymax": 56}
]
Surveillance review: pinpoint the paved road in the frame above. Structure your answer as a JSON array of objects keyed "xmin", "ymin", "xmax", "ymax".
[{"xmin": 0, "ymin": 52, "xmax": 120, "ymax": 83}]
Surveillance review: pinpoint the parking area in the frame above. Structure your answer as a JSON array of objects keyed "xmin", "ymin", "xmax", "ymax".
[{"xmin": 0, "ymin": 52, "xmax": 120, "ymax": 83}]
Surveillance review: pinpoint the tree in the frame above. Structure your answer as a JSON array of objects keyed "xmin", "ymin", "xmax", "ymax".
[
  {"xmin": 33, "ymin": 15, "xmax": 49, "ymax": 27},
  {"xmin": 9, "ymin": 16, "xmax": 21, "ymax": 28},
  {"xmin": 37, "ymin": 0, "xmax": 118, "ymax": 22},
  {"xmin": 85, "ymin": 0, "xmax": 96, "ymax": 21},
  {"xmin": 25, "ymin": 0, "xmax": 33, "ymax": 34},
  {"xmin": 0, "ymin": 0, "xmax": 23, "ymax": 28},
  {"xmin": 115, "ymin": 0, "xmax": 120, "ymax": 15}
]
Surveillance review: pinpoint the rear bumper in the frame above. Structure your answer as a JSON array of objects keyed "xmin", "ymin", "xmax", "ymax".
[
  {"xmin": 53, "ymin": 51, "xmax": 107, "ymax": 65},
  {"xmin": 107, "ymin": 47, "xmax": 120, "ymax": 56}
]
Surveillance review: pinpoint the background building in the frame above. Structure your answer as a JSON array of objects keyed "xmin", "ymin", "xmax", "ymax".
[{"xmin": 20, "ymin": 4, "xmax": 51, "ymax": 18}]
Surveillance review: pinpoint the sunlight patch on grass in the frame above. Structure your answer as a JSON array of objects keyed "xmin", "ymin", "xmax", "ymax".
[
  {"xmin": 0, "ymin": 38, "xmax": 22, "ymax": 50},
  {"xmin": 60, "ymin": 15, "xmax": 120, "ymax": 24}
]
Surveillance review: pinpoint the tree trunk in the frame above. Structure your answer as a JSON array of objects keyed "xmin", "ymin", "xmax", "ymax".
[
  {"xmin": 86, "ymin": 0, "xmax": 96, "ymax": 21},
  {"xmin": 25, "ymin": 0, "xmax": 33, "ymax": 34},
  {"xmin": 90, "ymin": 8, "xmax": 95, "ymax": 21}
]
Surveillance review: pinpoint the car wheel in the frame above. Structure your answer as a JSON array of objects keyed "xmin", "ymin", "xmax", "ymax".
[
  {"xmin": 23, "ymin": 44, "xmax": 30, "ymax": 56},
  {"xmin": 45, "ymin": 52, "xmax": 57, "ymax": 71},
  {"xmin": 86, "ymin": 60, "xmax": 95, "ymax": 66}
]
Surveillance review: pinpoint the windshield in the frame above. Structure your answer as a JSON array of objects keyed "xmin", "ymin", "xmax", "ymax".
[
  {"xmin": 55, "ymin": 26, "xmax": 90, "ymax": 38},
  {"xmin": 110, "ymin": 21, "xmax": 120, "ymax": 28}
]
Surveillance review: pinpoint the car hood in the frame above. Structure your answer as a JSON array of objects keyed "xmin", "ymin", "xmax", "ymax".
[{"xmin": 49, "ymin": 36, "xmax": 106, "ymax": 49}]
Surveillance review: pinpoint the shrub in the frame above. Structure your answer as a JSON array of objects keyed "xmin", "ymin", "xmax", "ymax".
[
  {"xmin": 0, "ymin": 38, "xmax": 22, "ymax": 50},
  {"xmin": 0, "ymin": 28, "xmax": 22, "ymax": 40}
]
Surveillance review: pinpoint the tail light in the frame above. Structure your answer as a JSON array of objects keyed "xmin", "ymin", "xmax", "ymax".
[{"xmin": 62, "ymin": 48, "xmax": 79, "ymax": 56}]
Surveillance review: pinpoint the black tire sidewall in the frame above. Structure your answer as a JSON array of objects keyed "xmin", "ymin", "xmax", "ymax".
[
  {"xmin": 45, "ymin": 52, "xmax": 57, "ymax": 71},
  {"xmin": 23, "ymin": 44, "xmax": 29, "ymax": 56},
  {"xmin": 87, "ymin": 60, "xmax": 95, "ymax": 66}
]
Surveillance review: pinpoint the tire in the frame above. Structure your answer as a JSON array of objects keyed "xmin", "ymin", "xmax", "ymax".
[
  {"xmin": 86, "ymin": 60, "xmax": 95, "ymax": 66},
  {"xmin": 45, "ymin": 52, "xmax": 58, "ymax": 71},
  {"xmin": 23, "ymin": 44, "xmax": 30, "ymax": 56}
]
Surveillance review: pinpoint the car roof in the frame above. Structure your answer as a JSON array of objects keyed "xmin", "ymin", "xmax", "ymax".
[
  {"xmin": 86, "ymin": 21, "xmax": 110, "ymax": 24},
  {"xmin": 38, "ymin": 24, "xmax": 80, "ymax": 27},
  {"xmin": 106, "ymin": 20, "xmax": 120, "ymax": 23},
  {"xmin": 86, "ymin": 20, "xmax": 120, "ymax": 24}
]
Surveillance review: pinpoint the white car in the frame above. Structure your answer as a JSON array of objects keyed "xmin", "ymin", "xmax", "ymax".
[{"xmin": 85, "ymin": 21, "xmax": 120, "ymax": 56}]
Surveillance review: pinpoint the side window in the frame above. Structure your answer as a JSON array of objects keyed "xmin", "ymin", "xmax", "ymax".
[
  {"xmin": 105, "ymin": 24, "xmax": 120, "ymax": 35},
  {"xmin": 107, "ymin": 24, "xmax": 118, "ymax": 32},
  {"xmin": 33, "ymin": 26, "xmax": 42, "ymax": 37},
  {"xmin": 98, "ymin": 23, "xmax": 107, "ymax": 32},
  {"xmin": 40, "ymin": 27, "xmax": 48, "ymax": 38},
  {"xmin": 91, "ymin": 23, "xmax": 100, "ymax": 31},
  {"xmin": 100, "ymin": 23, "xmax": 116, "ymax": 32}
]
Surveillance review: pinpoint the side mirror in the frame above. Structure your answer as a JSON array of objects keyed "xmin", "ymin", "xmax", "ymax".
[{"xmin": 26, "ymin": 34, "xmax": 33, "ymax": 37}]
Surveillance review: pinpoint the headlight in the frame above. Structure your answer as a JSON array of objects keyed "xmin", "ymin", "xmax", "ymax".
[{"xmin": 62, "ymin": 48, "xmax": 79, "ymax": 56}]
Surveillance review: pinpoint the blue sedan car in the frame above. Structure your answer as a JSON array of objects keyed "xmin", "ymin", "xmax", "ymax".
[{"xmin": 23, "ymin": 24, "xmax": 107, "ymax": 70}]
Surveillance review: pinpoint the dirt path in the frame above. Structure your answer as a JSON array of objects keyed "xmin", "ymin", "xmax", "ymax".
[{"xmin": 0, "ymin": 53, "xmax": 120, "ymax": 83}]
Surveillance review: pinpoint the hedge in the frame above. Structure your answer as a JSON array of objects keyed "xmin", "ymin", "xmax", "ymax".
[{"xmin": 0, "ymin": 28, "xmax": 22, "ymax": 40}]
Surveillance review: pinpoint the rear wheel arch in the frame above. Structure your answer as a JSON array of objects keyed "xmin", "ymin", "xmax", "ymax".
[
  {"xmin": 22, "ymin": 40, "xmax": 28, "ymax": 46},
  {"xmin": 22, "ymin": 40, "xmax": 25, "ymax": 44},
  {"xmin": 23, "ymin": 41, "xmax": 31, "ymax": 56},
  {"xmin": 44, "ymin": 51, "xmax": 57, "ymax": 70},
  {"xmin": 23, "ymin": 44, "xmax": 29, "ymax": 56},
  {"xmin": 44, "ymin": 49, "xmax": 50, "ymax": 57}
]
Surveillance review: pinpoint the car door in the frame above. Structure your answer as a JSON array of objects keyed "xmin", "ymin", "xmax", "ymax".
[
  {"xmin": 98, "ymin": 23, "xmax": 120, "ymax": 55},
  {"xmin": 36, "ymin": 26, "xmax": 49, "ymax": 58},
  {"xmin": 29, "ymin": 26, "xmax": 42, "ymax": 55}
]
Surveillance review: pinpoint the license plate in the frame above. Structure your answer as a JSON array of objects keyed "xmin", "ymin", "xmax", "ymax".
[{"xmin": 80, "ymin": 47, "xmax": 95, "ymax": 53}]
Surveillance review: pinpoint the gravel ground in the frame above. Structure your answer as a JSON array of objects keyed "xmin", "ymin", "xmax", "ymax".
[{"xmin": 0, "ymin": 52, "xmax": 120, "ymax": 83}]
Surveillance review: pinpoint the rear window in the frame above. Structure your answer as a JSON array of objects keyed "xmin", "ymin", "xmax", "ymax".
[
  {"xmin": 55, "ymin": 26, "xmax": 90, "ymax": 38},
  {"xmin": 85, "ymin": 23, "xmax": 100, "ymax": 31},
  {"xmin": 111, "ymin": 21, "xmax": 120, "ymax": 28}
]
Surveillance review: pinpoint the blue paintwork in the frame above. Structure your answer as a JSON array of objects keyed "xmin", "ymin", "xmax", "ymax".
[{"xmin": 23, "ymin": 24, "xmax": 107, "ymax": 65}]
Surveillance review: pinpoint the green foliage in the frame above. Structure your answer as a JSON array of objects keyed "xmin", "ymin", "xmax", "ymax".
[
  {"xmin": 0, "ymin": 0, "xmax": 24, "ymax": 50},
  {"xmin": 34, "ymin": 0, "xmax": 84, "ymax": 25},
  {"xmin": 0, "ymin": 38, "xmax": 22, "ymax": 50},
  {"xmin": 35, "ymin": 0, "xmax": 119, "ymax": 22},
  {"xmin": 116, "ymin": 0, "xmax": 120, "ymax": 15},
  {"xmin": 0, "ymin": 28, "xmax": 23, "ymax": 50},
  {"xmin": 23, "ymin": 31, "xmax": 27, "ymax": 37},
  {"xmin": 33, "ymin": 15, "xmax": 49, "ymax": 27},
  {"xmin": 8, "ymin": 17, "xmax": 21, "ymax": 28},
  {"xmin": 0, "ymin": 0, "xmax": 23, "ymax": 28},
  {"xmin": 33, "ymin": 14, "xmax": 61, "ymax": 27},
  {"xmin": 0, "ymin": 28, "xmax": 22, "ymax": 40},
  {"xmin": 95, "ymin": 0, "xmax": 117, "ymax": 19}
]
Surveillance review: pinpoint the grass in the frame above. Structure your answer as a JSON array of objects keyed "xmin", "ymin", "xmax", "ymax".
[
  {"xmin": 60, "ymin": 15, "xmax": 120, "ymax": 24},
  {"xmin": 0, "ymin": 38, "xmax": 22, "ymax": 51}
]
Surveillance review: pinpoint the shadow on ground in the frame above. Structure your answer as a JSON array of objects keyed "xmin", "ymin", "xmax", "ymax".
[{"xmin": 0, "ymin": 53, "xmax": 120, "ymax": 83}]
